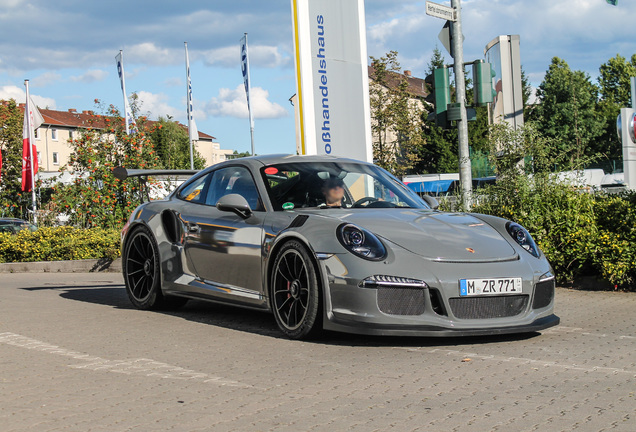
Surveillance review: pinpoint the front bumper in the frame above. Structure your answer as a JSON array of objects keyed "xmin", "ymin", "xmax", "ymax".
[
  {"xmin": 318, "ymin": 248, "xmax": 559, "ymax": 337},
  {"xmin": 323, "ymin": 313, "xmax": 560, "ymax": 337}
]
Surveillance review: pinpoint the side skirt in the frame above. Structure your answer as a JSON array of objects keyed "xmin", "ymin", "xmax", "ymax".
[{"xmin": 164, "ymin": 277, "xmax": 269, "ymax": 311}]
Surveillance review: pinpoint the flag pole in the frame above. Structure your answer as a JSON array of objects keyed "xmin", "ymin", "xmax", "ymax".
[
  {"xmin": 185, "ymin": 42, "xmax": 194, "ymax": 170},
  {"xmin": 242, "ymin": 33, "xmax": 255, "ymax": 156},
  {"xmin": 24, "ymin": 79, "xmax": 37, "ymax": 224}
]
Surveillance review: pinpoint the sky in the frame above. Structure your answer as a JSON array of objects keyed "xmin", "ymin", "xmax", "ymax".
[{"xmin": 1, "ymin": 0, "xmax": 635, "ymax": 156}]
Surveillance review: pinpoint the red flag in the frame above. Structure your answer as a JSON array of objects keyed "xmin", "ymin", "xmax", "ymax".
[{"xmin": 21, "ymin": 97, "xmax": 43, "ymax": 192}]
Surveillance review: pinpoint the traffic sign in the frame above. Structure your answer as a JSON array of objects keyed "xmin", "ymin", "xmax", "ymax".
[
  {"xmin": 438, "ymin": 21, "xmax": 464, "ymax": 59},
  {"xmin": 438, "ymin": 21, "xmax": 453, "ymax": 58},
  {"xmin": 426, "ymin": 1, "xmax": 456, "ymax": 22}
]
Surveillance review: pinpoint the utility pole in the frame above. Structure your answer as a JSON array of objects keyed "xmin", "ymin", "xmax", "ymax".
[{"xmin": 450, "ymin": 0, "xmax": 472, "ymax": 209}]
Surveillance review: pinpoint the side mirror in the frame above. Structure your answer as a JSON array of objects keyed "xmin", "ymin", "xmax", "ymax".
[
  {"xmin": 421, "ymin": 194, "xmax": 440, "ymax": 210},
  {"xmin": 216, "ymin": 194, "xmax": 253, "ymax": 219}
]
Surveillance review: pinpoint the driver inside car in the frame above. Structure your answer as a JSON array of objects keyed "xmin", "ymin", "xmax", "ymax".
[{"xmin": 319, "ymin": 177, "xmax": 345, "ymax": 208}]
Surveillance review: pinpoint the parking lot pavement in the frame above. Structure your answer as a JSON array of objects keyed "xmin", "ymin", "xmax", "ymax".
[{"xmin": 0, "ymin": 273, "xmax": 634, "ymax": 432}]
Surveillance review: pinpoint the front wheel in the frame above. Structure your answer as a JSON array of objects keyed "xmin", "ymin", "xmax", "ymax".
[{"xmin": 271, "ymin": 240, "xmax": 322, "ymax": 340}]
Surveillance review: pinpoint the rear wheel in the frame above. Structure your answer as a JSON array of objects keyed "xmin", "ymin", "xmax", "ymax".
[
  {"xmin": 123, "ymin": 226, "xmax": 187, "ymax": 310},
  {"xmin": 271, "ymin": 240, "xmax": 322, "ymax": 340}
]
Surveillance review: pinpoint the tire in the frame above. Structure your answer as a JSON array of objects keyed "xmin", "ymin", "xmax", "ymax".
[
  {"xmin": 123, "ymin": 225, "xmax": 188, "ymax": 310},
  {"xmin": 270, "ymin": 240, "xmax": 322, "ymax": 340}
]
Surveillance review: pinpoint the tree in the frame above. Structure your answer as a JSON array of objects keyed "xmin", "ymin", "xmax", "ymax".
[
  {"xmin": 149, "ymin": 116, "xmax": 206, "ymax": 170},
  {"xmin": 231, "ymin": 150, "xmax": 251, "ymax": 158},
  {"xmin": 0, "ymin": 100, "xmax": 32, "ymax": 219},
  {"xmin": 530, "ymin": 57, "xmax": 605, "ymax": 165},
  {"xmin": 426, "ymin": 46, "xmax": 446, "ymax": 75},
  {"xmin": 598, "ymin": 54, "xmax": 636, "ymax": 107},
  {"xmin": 50, "ymin": 101, "xmax": 161, "ymax": 229},
  {"xmin": 369, "ymin": 51, "xmax": 424, "ymax": 176},
  {"xmin": 413, "ymin": 120, "xmax": 458, "ymax": 174},
  {"xmin": 412, "ymin": 48, "xmax": 458, "ymax": 174},
  {"xmin": 520, "ymin": 65, "xmax": 535, "ymax": 119},
  {"xmin": 596, "ymin": 54, "xmax": 636, "ymax": 160}
]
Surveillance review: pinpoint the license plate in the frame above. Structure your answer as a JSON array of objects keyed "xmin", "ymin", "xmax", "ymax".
[{"xmin": 459, "ymin": 277, "xmax": 522, "ymax": 296}]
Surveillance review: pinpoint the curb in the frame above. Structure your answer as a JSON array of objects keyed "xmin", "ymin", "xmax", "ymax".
[{"xmin": 0, "ymin": 258, "xmax": 122, "ymax": 273}]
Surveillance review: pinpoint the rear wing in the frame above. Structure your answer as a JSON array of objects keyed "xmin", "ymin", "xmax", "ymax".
[
  {"xmin": 113, "ymin": 167, "xmax": 199, "ymax": 181},
  {"xmin": 113, "ymin": 167, "xmax": 200, "ymax": 202}
]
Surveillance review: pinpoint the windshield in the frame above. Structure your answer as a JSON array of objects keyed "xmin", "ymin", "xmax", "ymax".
[{"xmin": 260, "ymin": 162, "xmax": 428, "ymax": 211}]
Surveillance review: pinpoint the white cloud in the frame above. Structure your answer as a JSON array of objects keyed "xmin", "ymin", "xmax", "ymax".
[
  {"xmin": 125, "ymin": 67, "xmax": 146, "ymax": 81},
  {"xmin": 365, "ymin": 0, "xmax": 636, "ymax": 84},
  {"xmin": 206, "ymin": 85, "xmax": 288, "ymax": 119},
  {"xmin": 134, "ymin": 90, "xmax": 179, "ymax": 119},
  {"xmin": 0, "ymin": 85, "xmax": 56, "ymax": 109},
  {"xmin": 163, "ymin": 77, "xmax": 182, "ymax": 87},
  {"xmin": 527, "ymin": 86, "xmax": 539, "ymax": 105},
  {"xmin": 202, "ymin": 45, "xmax": 290, "ymax": 69},
  {"xmin": 30, "ymin": 71, "xmax": 61, "ymax": 87},
  {"xmin": 0, "ymin": 0, "xmax": 22, "ymax": 8},
  {"xmin": 126, "ymin": 43, "xmax": 177, "ymax": 66},
  {"xmin": 70, "ymin": 69, "xmax": 108, "ymax": 83}
]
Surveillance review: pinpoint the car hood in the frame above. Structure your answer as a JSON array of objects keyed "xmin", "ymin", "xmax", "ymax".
[{"xmin": 306, "ymin": 209, "xmax": 517, "ymax": 262}]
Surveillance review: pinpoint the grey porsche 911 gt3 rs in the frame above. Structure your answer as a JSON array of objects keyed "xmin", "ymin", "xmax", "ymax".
[{"xmin": 119, "ymin": 154, "xmax": 559, "ymax": 340}]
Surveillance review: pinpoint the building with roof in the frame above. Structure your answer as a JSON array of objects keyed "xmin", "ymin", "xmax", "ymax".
[
  {"xmin": 368, "ymin": 66, "xmax": 429, "ymax": 100},
  {"xmin": 12, "ymin": 104, "xmax": 232, "ymax": 172},
  {"xmin": 367, "ymin": 66, "xmax": 430, "ymax": 152}
]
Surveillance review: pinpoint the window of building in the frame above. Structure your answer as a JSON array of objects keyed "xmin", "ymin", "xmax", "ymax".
[
  {"xmin": 34, "ymin": 128, "xmax": 39, "ymax": 139},
  {"xmin": 68, "ymin": 130, "xmax": 74, "ymax": 140},
  {"xmin": 37, "ymin": 151, "xmax": 42, "ymax": 165},
  {"xmin": 52, "ymin": 152, "xmax": 59, "ymax": 165},
  {"xmin": 51, "ymin": 128, "xmax": 58, "ymax": 141}
]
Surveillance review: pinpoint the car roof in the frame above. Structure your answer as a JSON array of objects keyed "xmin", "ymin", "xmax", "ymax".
[
  {"xmin": 213, "ymin": 154, "xmax": 372, "ymax": 170},
  {"xmin": 253, "ymin": 154, "xmax": 368, "ymax": 165}
]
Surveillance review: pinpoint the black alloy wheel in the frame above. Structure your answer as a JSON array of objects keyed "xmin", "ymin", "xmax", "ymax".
[
  {"xmin": 271, "ymin": 240, "xmax": 322, "ymax": 339},
  {"xmin": 123, "ymin": 226, "xmax": 187, "ymax": 310}
]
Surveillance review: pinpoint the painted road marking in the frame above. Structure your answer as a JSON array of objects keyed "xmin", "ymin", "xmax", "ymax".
[{"xmin": 0, "ymin": 332, "xmax": 254, "ymax": 387}]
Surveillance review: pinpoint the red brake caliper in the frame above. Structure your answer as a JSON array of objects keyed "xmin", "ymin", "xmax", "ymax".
[{"xmin": 287, "ymin": 281, "xmax": 293, "ymax": 310}]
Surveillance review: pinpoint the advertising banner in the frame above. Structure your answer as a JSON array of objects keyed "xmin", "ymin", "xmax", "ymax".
[{"xmin": 291, "ymin": 0, "xmax": 372, "ymax": 162}]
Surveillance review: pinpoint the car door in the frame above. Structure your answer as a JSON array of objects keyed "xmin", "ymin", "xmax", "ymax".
[{"xmin": 180, "ymin": 165, "xmax": 265, "ymax": 299}]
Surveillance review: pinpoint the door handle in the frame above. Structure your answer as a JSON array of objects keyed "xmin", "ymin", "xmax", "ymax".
[{"xmin": 188, "ymin": 223, "xmax": 200, "ymax": 233}]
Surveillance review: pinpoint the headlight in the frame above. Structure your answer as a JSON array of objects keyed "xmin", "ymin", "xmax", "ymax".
[
  {"xmin": 506, "ymin": 222, "xmax": 539, "ymax": 258},
  {"xmin": 337, "ymin": 223, "xmax": 387, "ymax": 261}
]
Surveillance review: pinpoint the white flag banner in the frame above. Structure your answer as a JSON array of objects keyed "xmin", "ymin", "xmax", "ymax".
[
  {"xmin": 240, "ymin": 34, "xmax": 254, "ymax": 129},
  {"xmin": 290, "ymin": 0, "xmax": 373, "ymax": 162},
  {"xmin": 185, "ymin": 43, "xmax": 199, "ymax": 142},
  {"xmin": 115, "ymin": 51, "xmax": 136, "ymax": 135},
  {"xmin": 22, "ymin": 89, "xmax": 43, "ymax": 193},
  {"xmin": 22, "ymin": 97, "xmax": 44, "ymax": 137},
  {"xmin": 189, "ymin": 118, "xmax": 199, "ymax": 143}
]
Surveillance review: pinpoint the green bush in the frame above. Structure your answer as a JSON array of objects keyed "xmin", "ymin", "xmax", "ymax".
[
  {"xmin": 473, "ymin": 122, "xmax": 636, "ymax": 291},
  {"xmin": 475, "ymin": 182, "xmax": 636, "ymax": 290},
  {"xmin": 0, "ymin": 226, "xmax": 120, "ymax": 263}
]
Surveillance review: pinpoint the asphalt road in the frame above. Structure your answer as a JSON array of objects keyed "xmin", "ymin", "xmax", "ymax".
[{"xmin": 1, "ymin": 273, "xmax": 634, "ymax": 432}]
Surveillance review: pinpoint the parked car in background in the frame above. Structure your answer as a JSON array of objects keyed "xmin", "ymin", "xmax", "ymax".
[{"xmin": 0, "ymin": 218, "xmax": 37, "ymax": 234}]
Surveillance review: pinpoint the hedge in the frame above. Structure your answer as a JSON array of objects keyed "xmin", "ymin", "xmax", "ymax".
[
  {"xmin": 474, "ymin": 182, "xmax": 636, "ymax": 291},
  {"xmin": 0, "ymin": 226, "xmax": 120, "ymax": 263}
]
